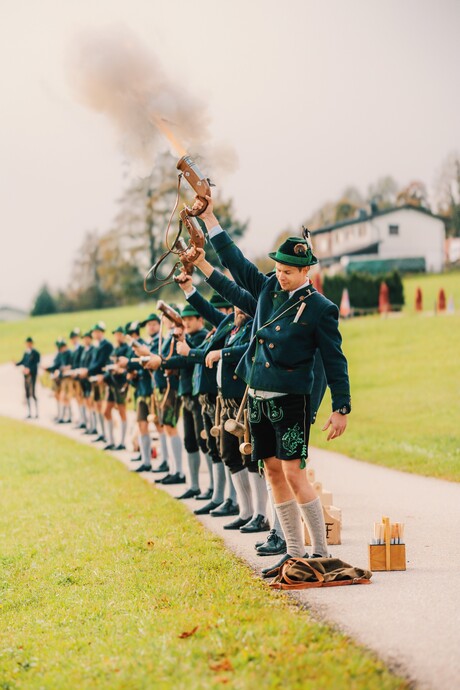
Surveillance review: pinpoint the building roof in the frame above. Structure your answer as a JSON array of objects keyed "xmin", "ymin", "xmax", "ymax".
[{"xmin": 311, "ymin": 204, "xmax": 445, "ymax": 237}]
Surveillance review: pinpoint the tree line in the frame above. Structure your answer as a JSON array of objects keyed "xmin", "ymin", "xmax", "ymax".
[{"xmin": 31, "ymin": 151, "xmax": 460, "ymax": 316}]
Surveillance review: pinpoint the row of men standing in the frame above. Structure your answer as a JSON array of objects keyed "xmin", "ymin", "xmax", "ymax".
[{"xmin": 26, "ymin": 293, "xmax": 287, "ymax": 556}]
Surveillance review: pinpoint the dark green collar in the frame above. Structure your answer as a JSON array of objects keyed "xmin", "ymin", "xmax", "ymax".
[{"xmin": 270, "ymin": 284, "xmax": 315, "ymax": 319}]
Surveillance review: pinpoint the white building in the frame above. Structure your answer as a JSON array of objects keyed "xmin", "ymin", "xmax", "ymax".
[{"xmin": 311, "ymin": 205, "xmax": 446, "ymax": 273}]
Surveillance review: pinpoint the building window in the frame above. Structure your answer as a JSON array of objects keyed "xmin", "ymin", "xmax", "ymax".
[{"xmin": 389, "ymin": 224, "xmax": 399, "ymax": 236}]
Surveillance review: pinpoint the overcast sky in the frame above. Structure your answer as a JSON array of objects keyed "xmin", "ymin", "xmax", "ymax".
[{"xmin": 1, "ymin": 0, "xmax": 459, "ymax": 309}]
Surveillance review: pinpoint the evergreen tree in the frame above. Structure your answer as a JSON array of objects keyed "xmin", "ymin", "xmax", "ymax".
[{"xmin": 31, "ymin": 284, "xmax": 57, "ymax": 316}]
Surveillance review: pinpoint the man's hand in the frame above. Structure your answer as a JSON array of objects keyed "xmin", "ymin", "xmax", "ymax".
[
  {"xmin": 176, "ymin": 270, "xmax": 193, "ymax": 293},
  {"xmin": 23, "ymin": 366, "xmax": 30, "ymax": 376},
  {"xmin": 176, "ymin": 340, "xmax": 191, "ymax": 356},
  {"xmin": 205, "ymin": 350, "xmax": 221, "ymax": 368},
  {"xmin": 133, "ymin": 344, "xmax": 151, "ymax": 357},
  {"xmin": 183, "ymin": 247, "xmax": 215, "ymax": 279},
  {"xmin": 173, "ymin": 327, "xmax": 184, "ymax": 341},
  {"xmin": 79, "ymin": 368, "xmax": 89, "ymax": 379},
  {"xmin": 144, "ymin": 355, "xmax": 162, "ymax": 371},
  {"xmin": 97, "ymin": 374, "xmax": 104, "ymax": 384},
  {"xmin": 192, "ymin": 194, "xmax": 216, "ymax": 228},
  {"xmin": 322, "ymin": 412, "xmax": 347, "ymax": 441}
]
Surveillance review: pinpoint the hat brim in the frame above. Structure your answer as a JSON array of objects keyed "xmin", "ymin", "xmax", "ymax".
[
  {"xmin": 181, "ymin": 310, "xmax": 201, "ymax": 318},
  {"xmin": 268, "ymin": 251, "xmax": 318, "ymax": 267},
  {"xmin": 139, "ymin": 315, "xmax": 160, "ymax": 328}
]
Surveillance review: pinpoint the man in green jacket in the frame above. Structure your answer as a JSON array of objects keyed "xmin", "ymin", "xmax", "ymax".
[{"xmin": 186, "ymin": 195, "xmax": 351, "ymax": 574}]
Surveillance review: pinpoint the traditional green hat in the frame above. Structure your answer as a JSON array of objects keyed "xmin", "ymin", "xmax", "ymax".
[
  {"xmin": 25, "ymin": 337, "xmax": 33, "ymax": 343},
  {"xmin": 91, "ymin": 321, "xmax": 106, "ymax": 333},
  {"xmin": 69, "ymin": 327, "xmax": 81, "ymax": 338},
  {"xmin": 112, "ymin": 326, "xmax": 124, "ymax": 334},
  {"xmin": 139, "ymin": 313, "xmax": 160, "ymax": 327},
  {"xmin": 210, "ymin": 292, "xmax": 233, "ymax": 309},
  {"xmin": 125, "ymin": 321, "xmax": 140, "ymax": 335},
  {"xmin": 55, "ymin": 338, "xmax": 66, "ymax": 347},
  {"xmin": 83, "ymin": 331, "xmax": 92, "ymax": 339},
  {"xmin": 181, "ymin": 304, "xmax": 201, "ymax": 318},
  {"xmin": 268, "ymin": 236, "xmax": 318, "ymax": 267}
]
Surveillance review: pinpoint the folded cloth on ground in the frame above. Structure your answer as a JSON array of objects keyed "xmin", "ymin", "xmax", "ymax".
[{"xmin": 269, "ymin": 557, "xmax": 372, "ymax": 590}]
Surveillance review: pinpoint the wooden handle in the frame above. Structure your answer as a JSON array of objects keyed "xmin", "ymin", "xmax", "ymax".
[
  {"xmin": 215, "ymin": 396, "xmax": 221, "ymax": 428},
  {"xmin": 243, "ymin": 408, "xmax": 250, "ymax": 444},
  {"xmin": 235, "ymin": 386, "xmax": 249, "ymax": 425},
  {"xmin": 383, "ymin": 516, "xmax": 391, "ymax": 569}
]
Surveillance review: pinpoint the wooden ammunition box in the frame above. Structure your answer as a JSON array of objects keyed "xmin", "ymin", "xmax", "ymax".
[{"xmin": 368, "ymin": 544, "xmax": 406, "ymax": 571}]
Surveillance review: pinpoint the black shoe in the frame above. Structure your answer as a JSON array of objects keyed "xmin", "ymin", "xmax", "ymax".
[
  {"xmin": 223, "ymin": 516, "xmax": 252, "ymax": 530},
  {"xmin": 155, "ymin": 474, "xmax": 170, "ymax": 484},
  {"xmin": 57, "ymin": 419, "xmax": 65, "ymax": 424},
  {"xmin": 240, "ymin": 514, "xmax": 270, "ymax": 534},
  {"xmin": 25, "ymin": 414, "xmax": 32, "ymax": 419},
  {"xmin": 195, "ymin": 488, "xmax": 214, "ymax": 501},
  {"xmin": 209, "ymin": 499, "xmax": 239, "ymax": 517},
  {"xmin": 194, "ymin": 501, "xmax": 220, "ymax": 515},
  {"xmin": 151, "ymin": 460, "xmax": 169, "ymax": 473},
  {"xmin": 91, "ymin": 435, "xmax": 106, "ymax": 443},
  {"xmin": 131, "ymin": 464, "xmax": 152, "ymax": 473},
  {"xmin": 64, "ymin": 419, "xmax": 72, "ymax": 424},
  {"xmin": 130, "ymin": 454, "xmax": 142, "ymax": 462},
  {"xmin": 261, "ymin": 551, "xmax": 316, "ymax": 578},
  {"xmin": 261, "ymin": 553, "xmax": 295, "ymax": 579},
  {"xmin": 160, "ymin": 472, "xmax": 186, "ymax": 485},
  {"xmin": 78, "ymin": 423, "xmax": 86, "ymax": 429},
  {"xmin": 103, "ymin": 444, "xmax": 115, "ymax": 451},
  {"xmin": 177, "ymin": 488, "xmax": 201, "ymax": 500},
  {"xmin": 256, "ymin": 529, "xmax": 287, "ymax": 556},
  {"xmin": 114, "ymin": 444, "xmax": 126, "ymax": 451}
]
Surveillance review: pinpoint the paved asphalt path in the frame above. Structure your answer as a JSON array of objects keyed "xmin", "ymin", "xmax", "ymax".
[{"xmin": 1, "ymin": 362, "xmax": 459, "ymax": 689}]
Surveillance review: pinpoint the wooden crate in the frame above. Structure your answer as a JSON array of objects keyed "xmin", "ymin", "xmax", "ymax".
[
  {"xmin": 368, "ymin": 516, "xmax": 406, "ymax": 571},
  {"xmin": 368, "ymin": 544, "xmax": 406, "ymax": 571}
]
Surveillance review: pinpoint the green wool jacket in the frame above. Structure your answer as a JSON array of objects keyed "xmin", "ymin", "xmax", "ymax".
[
  {"xmin": 210, "ymin": 228, "xmax": 351, "ymax": 410},
  {"xmin": 162, "ymin": 328, "xmax": 209, "ymax": 396}
]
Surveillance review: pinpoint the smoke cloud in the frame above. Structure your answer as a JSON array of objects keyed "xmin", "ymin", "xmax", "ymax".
[{"xmin": 67, "ymin": 25, "xmax": 237, "ymax": 175}]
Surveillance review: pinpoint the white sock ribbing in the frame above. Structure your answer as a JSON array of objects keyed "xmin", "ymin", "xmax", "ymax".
[
  {"xmin": 298, "ymin": 497, "xmax": 328, "ymax": 557},
  {"xmin": 274, "ymin": 499, "xmax": 304, "ymax": 557},
  {"xmin": 231, "ymin": 468, "xmax": 253, "ymax": 520},
  {"xmin": 248, "ymin": 471, "xmax": 268, "ymax": 518},
  {"xmin": 170, "ymin": 435, "xmax": 183, "ymax": 475}
]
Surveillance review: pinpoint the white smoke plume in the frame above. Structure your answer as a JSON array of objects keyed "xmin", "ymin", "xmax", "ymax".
[{"xmin": 67, "ymin": 25, "xmax": 237, "ymax": 176}]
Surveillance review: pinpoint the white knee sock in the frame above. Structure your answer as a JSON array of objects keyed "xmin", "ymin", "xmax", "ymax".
[
  {"xmin": 159, "ymin": 433, "xmax": 169, "ymax": 463},
  {"xmin": 170, "ymin": 435, "xmax": 183, "ymax": 475},
  {"xmin": 274, "ymin": 499, "xmax": 304, "ymax": 557},
  {"xmin": 139, "ymin": 434, "xmax": 152, "ymax": 468},
  {"xmin": 211, "ymin": 462, "xmax": 226, "ymax": 505},
  {"xmin": 231, "ymin": 468, "xmax": 253, "ymax": 520},
  {"xmin": 120, "ymin": 420, "xmax": 127, "ymax": 445},
  {"xmin": 268, "ymin": 485, "xmax": 284, "ymax": 538},
  {"xmin": 248, "ymin": 471, "xmax": 268, "ymax": 518},
  {"xmin": 205, "ymin": 453, "xmax": 214, "ymax": 490},
  {"xmin": 107, "ymin": 420, "xmax": 114, "ymax": 446},
  {"xmin": 224, "ymin": 465, "xmax": 237, "ymax": 503},
  {"xmin": 298, "ymin": 497, "xmax": 328, "ymax": 557},
  {"xmin": 187, "ymin": 451, "xmax": 200, "ymax": 491}
]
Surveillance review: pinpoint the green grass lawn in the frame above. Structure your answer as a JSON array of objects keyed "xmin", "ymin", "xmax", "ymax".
[
  {"xmin": 403, "ymin": 271, "xmax": 460, "ymax": 313},
  {"xmin": 0, "ymin": 419, "xmax": 407, "ymax": 690},
  {"xmin": 0, "ymin": 304, "xmax": 155, "ymax": 366},
  {"xmin": 311, "ymin": 311, "xmax": 460, "ymax": 481}
]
